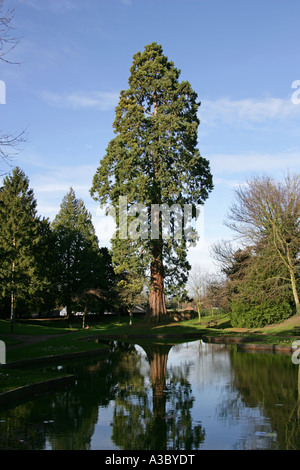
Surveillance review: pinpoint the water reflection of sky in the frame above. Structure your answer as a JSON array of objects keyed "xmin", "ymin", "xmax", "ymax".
[
  {"xmin": 90, "ymin": 404, "xmax": 118, "ymax": 451},
  {"xmin": 162, "ymin": 341, "xmax": 273, "ymax": 450}
]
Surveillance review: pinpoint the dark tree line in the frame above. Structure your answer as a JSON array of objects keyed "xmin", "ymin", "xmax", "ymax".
[{"xmin": 0, "ymin": 167, "xmax": 117, "ymax": 323}]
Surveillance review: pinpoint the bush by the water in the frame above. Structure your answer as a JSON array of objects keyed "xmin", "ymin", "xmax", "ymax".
[{"xmin": 230, "ymin": 300, "xmax": 293, "ymax": 328}]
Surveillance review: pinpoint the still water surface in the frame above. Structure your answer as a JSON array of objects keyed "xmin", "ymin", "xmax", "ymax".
[{"xmin": 0, "ymin": 340, "xmax": 300, "ymax": 450}]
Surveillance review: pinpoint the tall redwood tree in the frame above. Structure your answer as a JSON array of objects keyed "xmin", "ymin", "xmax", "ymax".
[{"xmin": 91, "ymin": 43, "xmax": 213, "ymax": 321}]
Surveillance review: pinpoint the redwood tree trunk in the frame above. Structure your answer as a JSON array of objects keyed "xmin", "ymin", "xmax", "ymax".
[{"xmin": 149, "ymin": 243, "xmax": 167, "ymax": 321}]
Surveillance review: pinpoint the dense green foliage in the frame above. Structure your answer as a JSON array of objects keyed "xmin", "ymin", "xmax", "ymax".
[
  {"xmin": 226, "ymin": 245, "xmax": 295, "ymax": 327},
  {"xmin": 230, "ymin": 300, "xmax": 293, "ymax": 328}
]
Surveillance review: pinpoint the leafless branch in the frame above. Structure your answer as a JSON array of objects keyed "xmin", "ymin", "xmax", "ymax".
[
  {"xmin": 0, "ymin": 0, "xmax": 21, "ymax": 64},
  {"xmin": 0, "ymin": 1, "xmax": 25, "ymax": 173},
  {"xmin": 0, "ymin": 129, "xmax": 27, "ymax": 175}
]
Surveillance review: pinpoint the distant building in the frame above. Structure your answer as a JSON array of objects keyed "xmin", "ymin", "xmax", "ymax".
[{"xmin": 59, "ymin": 307, "xmax": 67, "ymax": 316}]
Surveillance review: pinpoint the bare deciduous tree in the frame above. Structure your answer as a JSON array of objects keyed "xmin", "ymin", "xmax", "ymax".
[
  {"xmin": 225, "ymin": 174, "xmax": 300, "ymax": 315},
  {"xmin": 0, "ymin": 0, "xmax": 25, "ymax": 173},
  {"xmin": 188, "ymin": 265, "xmax": 223, "ymax": 320},
  {"xmin": 0, "ymin": 0, "xmax": 20, "ymax": 64},
  {"xmin": 188, "ymin": 265, "xmax": 206, "ymax": 321}
]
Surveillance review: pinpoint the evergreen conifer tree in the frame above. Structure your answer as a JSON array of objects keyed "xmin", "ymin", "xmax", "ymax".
[
  {"xmin": 52, "ymin": 187, "xmax": 106, "ymax": 316},
  {"xmin": 0, "ymin": 167, "xmax": 45, "ymax": 328},
  {"xmin": 91, "ymin": 42, "xmax": 213, "ymax": 321}
]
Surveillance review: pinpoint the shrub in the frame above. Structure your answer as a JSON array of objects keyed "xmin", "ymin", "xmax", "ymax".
[{"xmin": 230, "ymin": 300, "xmax": 293, "ymax": 328}]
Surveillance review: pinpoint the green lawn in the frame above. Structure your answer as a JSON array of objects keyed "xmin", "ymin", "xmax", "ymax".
[{"xmin": 0, "ymin": 318, "xmax": 71, "ymax": 335}]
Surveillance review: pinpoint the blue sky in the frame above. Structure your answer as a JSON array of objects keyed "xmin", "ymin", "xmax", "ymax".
[{"xmin": 1, "ymin": 0, "xmax": 300, "ymax": 273}]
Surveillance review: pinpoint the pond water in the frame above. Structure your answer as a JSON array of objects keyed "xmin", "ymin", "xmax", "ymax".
[{"xmin": 0, "ymin": 340, "xmax": 300, "ymax": 450}]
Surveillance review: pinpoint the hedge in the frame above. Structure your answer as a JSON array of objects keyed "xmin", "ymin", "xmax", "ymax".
[{"xmin": 230, "ymin": 300, "xmax": 293, "ymax": 328}]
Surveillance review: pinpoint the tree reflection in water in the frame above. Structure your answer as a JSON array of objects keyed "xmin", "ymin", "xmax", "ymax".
[{"xmin": 111, "ymin": 342, "xmax": 205, "ymax": 450}]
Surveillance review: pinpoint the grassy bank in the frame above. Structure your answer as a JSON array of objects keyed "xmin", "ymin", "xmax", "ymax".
[
  {"xmin": 0, "ymin": 368, "xmax": 70, "ymax": 394},
  {"xmin": 1, "ymin": 313, "xmax": 300, "ymax": 395}
]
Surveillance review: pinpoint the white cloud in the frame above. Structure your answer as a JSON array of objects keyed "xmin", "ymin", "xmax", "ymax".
[
  {"xmin": 40, "ymin": 90, "xmax": 119, "ymax": 111},
  {"xmin": 209, "ymin": 151, "xmax": 300, "ymax": 175},
  {"xmin": 199, "ymin": 96, "xmax": 300, "ymax": 128}
]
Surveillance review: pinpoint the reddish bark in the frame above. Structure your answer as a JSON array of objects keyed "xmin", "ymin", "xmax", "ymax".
[{"xmin": 148, "ymin": 243, "xmax": 167, "ymax": 321}]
